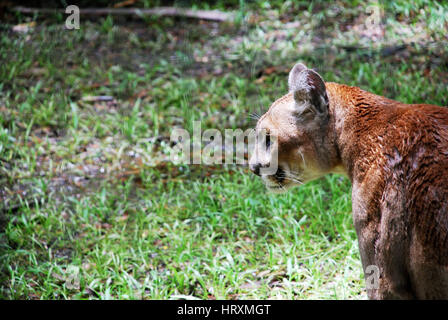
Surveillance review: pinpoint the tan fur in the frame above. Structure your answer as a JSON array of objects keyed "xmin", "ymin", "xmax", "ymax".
[{"xmin": 249, "ymin": 64, "xmax": 448, "ymax": 299}]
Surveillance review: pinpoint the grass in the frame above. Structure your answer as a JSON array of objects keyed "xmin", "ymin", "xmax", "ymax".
[{"xmin": 1, "ymin": 1, "xmax": 447, "ymax": 299}]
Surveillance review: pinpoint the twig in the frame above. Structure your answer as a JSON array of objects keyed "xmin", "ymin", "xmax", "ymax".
[{"xmin": 12, "ymin": 6, "xmax": 235, "ymax": 22}]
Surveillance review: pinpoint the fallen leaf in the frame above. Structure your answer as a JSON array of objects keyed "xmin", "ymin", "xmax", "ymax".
[
  {"xmin": 263, "ymin": 66, "xmax": 277, "ymax": 75},
  {"xmin": 82, "ymin": 95, "xmax": 114, "ymax": 103},
  {"xmin": 12, "ymin": 21, "xmax": 36, "ymax": 33},
  {"xmin": 114, "ymin": 0, "xmax": 136, "ymax": 8}
]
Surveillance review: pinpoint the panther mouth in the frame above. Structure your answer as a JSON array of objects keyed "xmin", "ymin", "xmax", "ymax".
[
  {"xmin": 266, "ymin": 184, "xmax": 282, "ymax": 189},
  {"xmin": 263, "ymin": 168, "xmax": 288, "ymax": 191},
  {"xmin": 273, "ymin": 167, "xmax": 286, "ymax": 183},
  {"xmin": 261, "ymin": 167, "xmax": 302, "ymax": 193},
  {"xmin": 265, "ymin": 182, "xmax": 290, "ymax": 193}
]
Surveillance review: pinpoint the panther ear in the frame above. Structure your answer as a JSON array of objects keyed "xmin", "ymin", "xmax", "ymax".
[
  {"xmin": 288, "ymin": 63, "xmax": 329, "ymax": 116},
  {"xmin": 288, "ymin": 62, "xmax": 308, "ymax": 92}
]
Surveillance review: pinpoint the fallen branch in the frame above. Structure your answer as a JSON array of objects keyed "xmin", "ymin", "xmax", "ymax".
[{"xmin": 12, "ymin": 6, "xmax": 235, "ymax": 22}]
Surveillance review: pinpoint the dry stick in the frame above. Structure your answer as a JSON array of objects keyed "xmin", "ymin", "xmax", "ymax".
[{"xmin": 12, "ymin": 6, "xmax": 235, "ymax": 22}]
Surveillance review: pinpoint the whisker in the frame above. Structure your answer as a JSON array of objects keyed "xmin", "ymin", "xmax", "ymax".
[
  {"xmin": 258, "ymin": 106, "xmax": 264, "ymax": 118},
  {"xmin": 297, "ymin": 149, "xmax": 307, "ymax": 168},
  {"xmin": 285, "ymin": 177, "xmax": 304, "ymax": 185},
  {"xmin": 279, "ymin": 171, "xmax": 304, "ymax": 185},
  {"xmin": 249, "ymin": 112, "xmax": 261, "ymax": 120}
]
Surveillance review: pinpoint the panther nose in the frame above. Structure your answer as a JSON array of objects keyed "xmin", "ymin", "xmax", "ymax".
[{"xmin": 250, "ymin": 163, "xmax": 261, "ymax": 176}]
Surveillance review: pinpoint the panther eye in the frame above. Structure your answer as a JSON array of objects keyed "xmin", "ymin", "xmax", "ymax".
[{"xmin": 265, "ymin": 133, "xmax": 271, "ymax": 149}]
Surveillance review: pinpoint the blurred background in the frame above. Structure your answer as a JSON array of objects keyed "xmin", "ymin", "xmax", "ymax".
[{"xmin": 1, "ymin": 0, "xmax": 447, "ymax": 299}]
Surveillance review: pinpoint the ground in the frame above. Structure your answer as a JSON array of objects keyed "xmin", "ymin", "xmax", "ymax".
[{"xmin": 0, "ymin": 1, "xmax": 447, "ymax": 299}]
